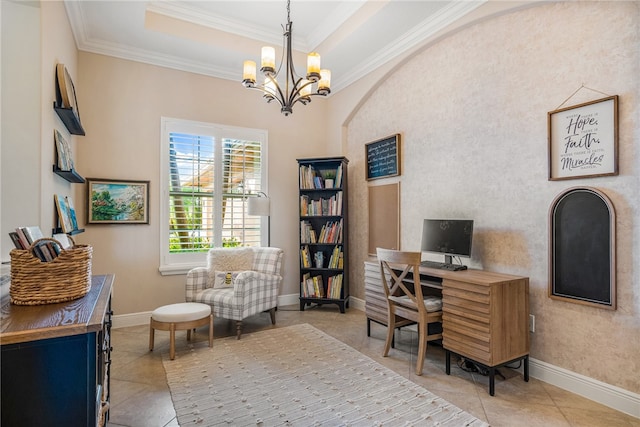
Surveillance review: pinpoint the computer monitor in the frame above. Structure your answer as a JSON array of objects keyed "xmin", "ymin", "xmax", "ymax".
[{"xmin": 420, "ymin": 219, "xmax": 474, "ymax": 264}]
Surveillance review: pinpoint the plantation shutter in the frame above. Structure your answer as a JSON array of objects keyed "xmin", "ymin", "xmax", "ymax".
[{"xmin": 166, "ymin": 126, "xmax": 265, "ymax": 258}]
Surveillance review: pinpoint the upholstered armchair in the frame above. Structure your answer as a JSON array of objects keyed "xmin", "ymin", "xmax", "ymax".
[{"xmin": 186, "ymin": 247, "xmax": 284, "ymax": 339}]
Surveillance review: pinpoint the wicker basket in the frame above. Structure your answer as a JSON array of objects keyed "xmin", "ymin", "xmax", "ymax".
[{"xmin": 9, "ymin": 237, "xmax": 92, "ymax": 305}]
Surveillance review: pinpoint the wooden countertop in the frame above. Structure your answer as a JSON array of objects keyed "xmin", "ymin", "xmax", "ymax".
[
  {"xmin": 0, "ymin": 274, "xmax": 114, "ymax": 345},
  {"xmin": 417, "ymin": 266, "xmax": 528, "ymax": 284}
]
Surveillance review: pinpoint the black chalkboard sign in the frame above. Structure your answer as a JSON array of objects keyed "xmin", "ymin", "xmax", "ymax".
[
  {"xmin": 549, "ymin": 187, "xmax": 616, "ymax": 309},
  {"xmin": 365, "ymin": 134, "xmax": 400, "ymax": 180}
]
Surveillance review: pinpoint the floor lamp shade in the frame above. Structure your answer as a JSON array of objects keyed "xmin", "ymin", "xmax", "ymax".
[{"xmin": 248, "ymin": 196, "xmax": 270, "ymax": 217}]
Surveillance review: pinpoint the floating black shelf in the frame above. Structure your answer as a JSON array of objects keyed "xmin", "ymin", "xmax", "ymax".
[
  {"xmin": 53, "ymin": 165, "xmax": 85, "ymax": 183},
  {"xmin": 53, "ymin": 102, "xmax": 85, "ymax": 135},
  {"xmin": 52, "ymin": 227, "xmax": 85, "ymax": 236}
]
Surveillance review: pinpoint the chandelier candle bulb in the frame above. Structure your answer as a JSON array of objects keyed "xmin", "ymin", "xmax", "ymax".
[
  {"xmin": 306, "ymin": 52, "xmax": 321, "ymax": 81},
  {"xmin": 318, "ymin": 69, "xmax": 331, "ymax": 94},
  {"xmin": 261, "ymin": 46, "xmax": 276, "ymax": 75},
  {"xmin": 242, "ymin": 61, "xmax": 257, "ymax": 86},
  {"xmin": 300, "ymin": 79, "xmax": 312, "ymax": 99}
]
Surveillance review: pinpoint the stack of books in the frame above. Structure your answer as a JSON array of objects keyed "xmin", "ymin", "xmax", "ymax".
[{"xmin": 8, "ymin": 226, "xmax": 70, "ymax": 262}]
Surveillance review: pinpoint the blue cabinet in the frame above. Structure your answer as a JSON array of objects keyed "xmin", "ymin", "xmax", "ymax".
[{"xmin": 1, "ymin": 275, "xmax": 113, "ymax": 427}]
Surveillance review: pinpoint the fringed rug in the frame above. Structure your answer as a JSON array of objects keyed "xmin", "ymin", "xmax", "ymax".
[{"xmin": 163, "ymin": 323, "xmax": 488, "ymax": 427}]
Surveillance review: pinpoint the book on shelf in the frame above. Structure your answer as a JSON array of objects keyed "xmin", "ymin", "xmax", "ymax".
[
  {"xmin": 13, "ymin": 228, "xmax": 30, "ymax": 249},
  {"xmin": 9, "ymin": 232, "xmax": 25, "ymax": 249},
  {"xmin": 326, "ymin": 273, "xmax": 343, "ymax": 299},
  {"xmin": 53, "ymin": 233, "xmax": 73, "ymax": 249},
  {"xmin": 301, "ymin": 274, "xmax": 325, "ymax": 298},
  {"xmin": 300, "ymin": 220, "xmax": 318, "ymax": 244},
  {"xmin": 301, "ymin": 273, "xmax": 310, "ymax": 297},
  {"xmin": 23, "ymin": 225, "xmax": 44, "ymax": 245},
  {"xmin": 317, "ymin": 219, "xmax": 342, "ymax": 244},
  {"xmin": 9, "ymin": 226, "xmax": 62, "ymax": 262},
  {"xmin": 300, "ymin": 245, "xmax": 312, "ymax": 268},
  {"xmin": 312, "ymin": 275, "xmax": 324, "ymax": 298},
  {"xmin": 300, "ymin": 164, "xmax": 344, "ymax": 190}
]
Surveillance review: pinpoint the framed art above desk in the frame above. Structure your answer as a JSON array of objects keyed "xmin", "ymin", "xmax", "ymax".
[{"xmin": 365, "ymin": 134, "xmax": 400, "ymax": 180}]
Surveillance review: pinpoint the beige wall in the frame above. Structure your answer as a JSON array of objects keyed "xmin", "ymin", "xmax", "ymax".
[
  {"xmin": 1, "ymin": 1, "xmax": 78, "ymax": 261},
  {"xmin": 345, "ymin": 1, "xmax": 639, "ymax": 394},
  {"xmin": 74, "ymin": 53, "xmax": 331, "ymax": 314},
  {"xmin": 1, "ymin": 1, "xmax": 41, "ymax": 260}
]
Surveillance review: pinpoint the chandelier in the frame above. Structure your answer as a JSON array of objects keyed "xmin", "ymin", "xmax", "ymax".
[{"xmin": 242, "ymin": 0, "xmax": 331, "ymax": 116}]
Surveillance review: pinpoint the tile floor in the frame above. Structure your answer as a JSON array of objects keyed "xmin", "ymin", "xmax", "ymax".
[{"xmin": 107, "ymin": 305, "xmax": 638, "ymax": 427}]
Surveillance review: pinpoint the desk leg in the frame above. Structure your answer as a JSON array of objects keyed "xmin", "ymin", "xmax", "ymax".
[
  {"xmin": 445, "ymin": 349, "xmax": 451, "ymax": 375},
  {"xmin": 524, "ymin": 355, "xmax": 529, "ymax": 382},
  {"xmin": 489, "ymin": 367, "xmax": 495, "ymax": 396}
]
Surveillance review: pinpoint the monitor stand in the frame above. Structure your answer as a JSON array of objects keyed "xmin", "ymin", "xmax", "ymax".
[{"xmin": 444, "ymin": 255, "xmax": 453, "ymax": 265}]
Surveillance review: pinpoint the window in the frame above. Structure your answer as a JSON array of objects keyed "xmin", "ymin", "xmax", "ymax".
[{"xmin": 159, "ymin": 118, "xmax": 267, "ymax": 275}]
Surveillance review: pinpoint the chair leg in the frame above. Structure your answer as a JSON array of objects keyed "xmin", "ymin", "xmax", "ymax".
[
  {"xmin": 149, "ymin": 321, "xmax": 155, "ymax": 351},
  {"xmin": 383, "ymin": 307, "xmax": 396, "ymax": 357},
  {"xmin": 208, "ymin": 314, "xmax": 214, "ymax": 348},
  {"xmin": 236, "ymin": 321, "xmax": 243, "ymax": 339},
  {"xmin": 169, "ymin": 323, "xmax": 176, "ymax": 360},
  {"xmin": 269, "ymin": 308, "xmax": 276, "ymax": 325},
  {"xmin": 415, "ymin": 322, "xmax": 427, "ymax": 376}
]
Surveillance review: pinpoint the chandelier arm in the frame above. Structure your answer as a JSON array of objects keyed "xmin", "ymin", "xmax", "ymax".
[{"xmin": 246, "ymin": 85, "xmax": 286, "ymax": 109}]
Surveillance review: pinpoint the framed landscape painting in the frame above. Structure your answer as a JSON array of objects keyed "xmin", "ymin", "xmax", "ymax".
[{"xmin": 87, "ymin": 178, "xmax": 149, "ymax": 224}]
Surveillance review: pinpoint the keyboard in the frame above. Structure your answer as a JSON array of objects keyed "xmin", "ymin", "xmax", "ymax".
[{"xmin": 420, "ymin": 260, "xmax": 468, "ymax": 271}]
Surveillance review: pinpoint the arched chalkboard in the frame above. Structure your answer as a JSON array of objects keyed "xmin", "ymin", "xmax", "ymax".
[{"xmin": 549, "ymin": 187, "xmax": 616, "ymax": 309}]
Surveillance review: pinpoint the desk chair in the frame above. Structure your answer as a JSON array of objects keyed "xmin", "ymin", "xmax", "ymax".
[{"xmin": 377, "ymin": 248, "xmax": 443, "ymax": 375}]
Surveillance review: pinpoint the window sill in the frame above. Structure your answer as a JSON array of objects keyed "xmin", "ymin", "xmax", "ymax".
[{"xmin": 158, "ymin": 262, "xmax": 205, "ymax": 276}]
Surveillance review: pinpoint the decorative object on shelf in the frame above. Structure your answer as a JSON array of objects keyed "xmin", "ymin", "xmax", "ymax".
[
  {"xmin": 548, "ymin": 95, "xmax": 618, "ymax": 180},
  {"xmin": 9, "ymin": 236, "xmax": 92, "ymax": 305},
  {"xmin": 54, "ymin": 129, "xmax": 73, "ymax": 171},
  {"xmin": 365, "ymin": 134, "xmax": 401, "ymax": 180},
  {"xmin": 55, "ymin": 194, "xmax": 75, "ymax": 233},
  {"xmin": 53, "ymin": 129, "xmax": 85, "ymax": 182},
  {"xmin": 241, "ymin": 0, "xmax": 331, "ymax": 116},
  {"xmin": 298, "ymin": 157, "xmax": 349, "ymax": 313},
  {"xmin": 54, "ymin": 63, "xmax": 85, "ymax": 135},
  {"xmin": 87, "ymin": 178, "xmax": 150, "ymax": 224},
  {"xmin": 247, "ymin": 191, "xmax": 270, "ymax": 246},
  {"xmin": 549, "ymin": 186, "xmax": 616, "ymax": 309}
]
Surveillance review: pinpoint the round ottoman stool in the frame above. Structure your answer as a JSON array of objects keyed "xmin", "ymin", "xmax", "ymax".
[{"xmin": 149, "ymin": 302, "xmax": 213, "ymax": 360}]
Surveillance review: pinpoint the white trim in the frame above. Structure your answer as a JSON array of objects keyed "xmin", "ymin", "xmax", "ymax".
[
  {"xmin": 529, "ymin": 357, "xmax": 640, "ymax": 419},
  {"xmin": 112, "ymin": 311, "xmax": 153, "ymax": 329}
]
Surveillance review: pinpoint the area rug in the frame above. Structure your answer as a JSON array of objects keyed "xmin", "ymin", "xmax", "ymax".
[{"xmin": 163, "ymin": 323, "xmax": 488, "ymax": 427}]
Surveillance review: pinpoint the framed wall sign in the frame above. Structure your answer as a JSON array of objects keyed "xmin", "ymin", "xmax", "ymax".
[
  {"xmin": 548, "ymin": 95, "xmax": 618, "ymax": 180},
  {"xmin": 87, "ymin": 178, "xmax": 150, "ymax": 224},
  {"xmin": 365, "ymin": 134, "xmax": 400, "ymax": 180}
]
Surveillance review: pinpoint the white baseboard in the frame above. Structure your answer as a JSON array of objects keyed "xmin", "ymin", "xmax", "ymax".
[
  {"xmin": 111, "ymin": 296, "xmax": 638, "ymax": 419},
  {"xmin": 529, "ymin": 357, "xmax": 640, "ymax": 419},
  {"xmin": 112, "ymin": 310, "xmax": 153, "ymax": 329}
]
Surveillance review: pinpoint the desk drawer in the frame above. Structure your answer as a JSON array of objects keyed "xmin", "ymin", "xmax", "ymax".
[
  {"xmin": 443, "ymin": 332, "xmax": 491, "ymax": 364},
  {"xmin": 442, "ymin": 313, "xmax": 489, "ymax": 334}
]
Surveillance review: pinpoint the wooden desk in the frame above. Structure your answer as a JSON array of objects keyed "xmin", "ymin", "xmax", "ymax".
[
  {"xmin": 1, "ymin": 274, "xmax": 114, "ymax": 426},
  {"xmin": 364, "ymin": 262, "xmax": 529, "ymax": 395}
]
